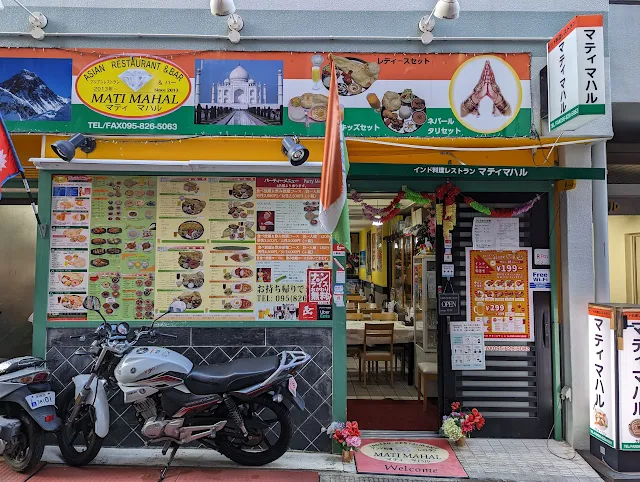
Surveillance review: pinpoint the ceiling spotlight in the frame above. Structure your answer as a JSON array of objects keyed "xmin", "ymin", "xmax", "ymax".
[
  {"xmin": 433, "ymin": 0, "xmax": 459, "ymax": 20},
  {"xmin": 281, "ymin": 136, "xmax": 309, "ymax": 167},
  {"xmin": 210, "ymin": 0, "xmax": 235, "ymax": 16},
  {"xmin": 418, "ymin": 0, "xmax": 459, "ymax": 44},
  {"xmin": 51, "ymin": 134, "xmax": 96, "ymax": 162},
  {"xmin": 372, "ymin": 217, "xmax": 383, "ymax": 226},
  {"xmin": 0, "ymin": 0, "xmax": 48, "ymax": 39}
]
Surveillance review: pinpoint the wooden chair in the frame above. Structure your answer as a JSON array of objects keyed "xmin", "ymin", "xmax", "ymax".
[
  {"xmin": 347, "ymin": 295, "xmax": 364, "ymax": 302},
  {"xmin": 417, "ymin": 362, "xmax": 438, "ymax": 412},
  {"xmin": 360, "ymin": 323, "xmax": 395, "ymax": 388},
  {"xmin": 359, "ymin": 302, "xmax": 376, "ymax": 311},
  {"xmin": 347, "ymin": 312, "xmax": 365, "ymax": 321},
  {"xmin": 346, "ymin": 302, "xmax": 356, "ymax": 310},
  {"xmin": 370, "ymin": 313, "xmax": 405, "ymax": 377}
]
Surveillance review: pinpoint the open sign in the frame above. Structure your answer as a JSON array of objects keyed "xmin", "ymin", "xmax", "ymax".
[{"xmin": 438, "ymin": 293, "xmax": 460, "ymax": 316}]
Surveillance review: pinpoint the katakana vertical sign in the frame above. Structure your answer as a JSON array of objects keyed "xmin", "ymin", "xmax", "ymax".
[
  {"xmin": 619, "ymin": 311, "xmax": 640, "ymax": 451},
  {"xmin": 588, "ymin": 305, "xmax": 617, "ymax": 448},
  {"xmin": 307, "ymin": 269, "xmax": 332, "ymax": 305},
  {"xmin": 547, "ymin": 15, "xmax": 606, "ymax": 131}
]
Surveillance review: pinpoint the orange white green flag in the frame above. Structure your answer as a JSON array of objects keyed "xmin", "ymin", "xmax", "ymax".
[{"xmin": 319, "ymin": 59, "xmax": 351, "ymax": 252}]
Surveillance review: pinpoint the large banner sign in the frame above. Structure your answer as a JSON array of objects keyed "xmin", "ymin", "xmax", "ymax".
[{"xmin": 0, "ymin": 50, "xmax": 531, "ymax": 138}]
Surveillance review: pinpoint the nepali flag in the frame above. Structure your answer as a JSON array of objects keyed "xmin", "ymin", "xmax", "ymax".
[{"xmin": 0, "ymin": 114, "xmax": 23, "ymax": 199}]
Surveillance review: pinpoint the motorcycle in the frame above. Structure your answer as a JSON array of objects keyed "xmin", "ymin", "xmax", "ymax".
[
  {"xmin": 0, "ymin": 356, "xmax": 60, "ymax": 473},
  {"xmin": 57, "ymin": 296, "xmax": 310, "ymax": 481}
]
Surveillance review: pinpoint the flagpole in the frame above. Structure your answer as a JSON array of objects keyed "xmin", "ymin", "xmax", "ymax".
[{"xmin": 19, "ymin": 170, "xmax": 46, "ymax": 238}]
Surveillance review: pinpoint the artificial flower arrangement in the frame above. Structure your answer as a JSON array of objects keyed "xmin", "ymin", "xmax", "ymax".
[
  {"xmin": 440, "ymin": 401, "xmax": 485, "ymax": 446},
  {"xmin": 326, "ymin": 421, "xmax": 361, "ymax": 462}
]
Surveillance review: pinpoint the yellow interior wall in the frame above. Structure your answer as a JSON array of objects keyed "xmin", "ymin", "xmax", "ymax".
[
  {"xmin": 608, "ymin": 215, "xmax": 640, "ymax": 303},
  {"xmin": 357, "ymin": 225, "xmax": 388, "ymax": 288}
]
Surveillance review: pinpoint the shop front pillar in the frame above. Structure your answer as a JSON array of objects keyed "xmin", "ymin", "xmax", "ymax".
[
  {"xmin": 559, "ymin": 144, "xmax": 595, "ymax": 450},
  {"xmin": 592, "ymin": 141, "xmax": 610, "ymax": 303}
]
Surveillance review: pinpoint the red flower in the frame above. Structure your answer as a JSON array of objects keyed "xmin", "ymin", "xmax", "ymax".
[
  {"xmin": 346, "ymin": 421, "xmax": 361, "ymax": 437},
  {"xmin": 472, "ymin": 408, "xmax": 479, "ymax": 416},
  {"xmin": 476, "ymin": 417, "xmax": 486, "ymax": 430},
  {"xmin": 451, "ymin": 402, "xmax": 460, "ymax": 411},
  {"xmin": 333, "ymin": 431, "xmax": 346, "ymax": 443},
  {"xmin": 461, "ymin": 420, "xmax": 475, "ymax": 433},
  {"xmin": 466, "ymin": 414, "xmax": 474, "ymax": 423}
]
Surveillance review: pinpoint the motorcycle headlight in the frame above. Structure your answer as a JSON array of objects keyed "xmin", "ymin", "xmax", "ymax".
[{"xmin": 116, "ymin": 322, "xmax": 130, "ymax": 336}]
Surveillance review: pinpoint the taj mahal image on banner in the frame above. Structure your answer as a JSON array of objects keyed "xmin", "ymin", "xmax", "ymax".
[{"xmin": 194, "ymin": 59, "xmax": 284, "ymax": 126}]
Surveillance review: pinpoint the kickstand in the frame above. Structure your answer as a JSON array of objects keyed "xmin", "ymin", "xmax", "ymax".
[{"xmin": 158, "ymin": 442, "xmax": 179, "ymax": 482}]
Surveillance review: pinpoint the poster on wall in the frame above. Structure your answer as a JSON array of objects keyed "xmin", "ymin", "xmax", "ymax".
[
  {"xmin": 46, "ymin": 175, "xmax": 331, "ymax": 322},
  {"xmin": 619, "ymin": 310, "xmax": 640, "ymax": 451},
  {"xmin": 0, "ymin": 50, "xmax": 531, "ymax": 138},
  {"xmin": 465, "ymin": 248, "xmax": 534, "ymax": 341},
  {"xmin": 588, "ymin": 305, "xmax": 617, "ymax": 449}
]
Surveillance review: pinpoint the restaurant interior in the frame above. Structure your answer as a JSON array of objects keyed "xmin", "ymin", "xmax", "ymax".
[{"xmin": 346, "ymin": 194, "xmax": 439, "ymax": 432}]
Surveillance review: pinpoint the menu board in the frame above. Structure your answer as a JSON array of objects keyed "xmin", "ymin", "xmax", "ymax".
[
  {"xmin": 47, "ymin": 175, "xmax": 331, "ymax": 322},
  {"xmin": 465, "ymin": 248, "xmax": 534, "ymax": 341}
]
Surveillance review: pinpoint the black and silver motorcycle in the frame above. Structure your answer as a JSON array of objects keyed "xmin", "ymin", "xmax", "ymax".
[
  {"xmin": 57, "ymin": 296, "xmax": 310, "ymax": 480},
  {"xmin": 0, "ymin": 356, "xmax": 60, "ymax": 473}
]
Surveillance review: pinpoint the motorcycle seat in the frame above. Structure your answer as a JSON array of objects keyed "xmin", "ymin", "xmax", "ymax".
[
  {"xmin": 184, "ymin": 356, "xmax": 280, "ymax": 395},
  {"xmin": 0, "ymin": 356, "xmax": 45, "ymax": 376}
]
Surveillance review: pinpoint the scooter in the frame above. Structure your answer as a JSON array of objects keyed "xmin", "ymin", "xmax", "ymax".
[
  {"xmin": 57, "ymin": 296, "xmax": 310, "ymax": 481},
  {"xmin": 0, "ymin": 356, "xmax": 60, "ymax": 473}
]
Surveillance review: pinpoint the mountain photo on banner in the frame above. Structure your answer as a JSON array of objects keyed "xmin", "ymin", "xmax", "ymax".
[{"xmin": 0, "ymin": 58, "xmax": 72, "ymax": 122}]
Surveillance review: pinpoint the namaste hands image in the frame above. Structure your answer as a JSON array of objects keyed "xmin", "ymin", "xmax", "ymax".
[{"xmin": 461, "ymin": 60, "xmax": 512, "ymax": 118}]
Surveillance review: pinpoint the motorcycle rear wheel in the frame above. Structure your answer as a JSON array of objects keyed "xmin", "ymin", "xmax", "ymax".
[
  {"xmin": 2, "ymin": 412, "xmax": 44, "ymax": 473},
  {"xmin": 216, "ymin": 396, "xmax": 293, "ymax": 466},
  {"xmin": 55, "ymin": 388, "xmax": 104, "ymax": 466}
]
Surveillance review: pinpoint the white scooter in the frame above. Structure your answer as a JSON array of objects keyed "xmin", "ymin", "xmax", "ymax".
[{"xmin": 57, "ymin": 296, "xmax": 310, "ymax": 481}]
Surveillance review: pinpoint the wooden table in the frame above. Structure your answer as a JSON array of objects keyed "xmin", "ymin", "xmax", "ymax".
[
  {"xmin": 360, "ymin": 308, "xmax": 383, "ymax": 316},
  {"xmin": 346, "ymin": 320, "xmax": 415, "ymax": 385}
]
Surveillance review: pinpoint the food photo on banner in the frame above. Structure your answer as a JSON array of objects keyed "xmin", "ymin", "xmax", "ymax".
[{"xmin": 0, "ymin": 49, "xmax": 531, "ymax": 138}]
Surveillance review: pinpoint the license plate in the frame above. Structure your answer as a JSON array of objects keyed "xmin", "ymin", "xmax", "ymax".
[
  {"xmin": 288, "ymin": 377, "xmax": 297, "ymax": 397},
  {"xmin": 25, "ymin": 391, "xmax": 55, "ymax": 409}
]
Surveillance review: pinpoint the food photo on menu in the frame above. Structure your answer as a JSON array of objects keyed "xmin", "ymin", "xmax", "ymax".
[{"xmin": 257, "ymin": 211, "xmax": 275, "ymax": 232}]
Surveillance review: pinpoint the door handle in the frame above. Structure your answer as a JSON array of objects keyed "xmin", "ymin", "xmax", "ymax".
[{"xmin": 542, "ymin": 312, "xmax": 550, "ymax": 348}]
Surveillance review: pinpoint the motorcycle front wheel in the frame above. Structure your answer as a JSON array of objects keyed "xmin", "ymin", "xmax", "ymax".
[
  {"xmin": 2, "ymin": 412, "xmax": 44, "ymax": 473},
  {"xmin": 55, "ymin": 388, "xmax": 104, "ymax": 466},
  {"xmin": 216, "ymin": 396, "xmax": 293, "ymax": 466}
]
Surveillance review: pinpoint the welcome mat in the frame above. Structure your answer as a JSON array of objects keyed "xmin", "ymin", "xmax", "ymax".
[{"xmin": 354, "ymin": 438, "xmax": 468, "ymax": 479}]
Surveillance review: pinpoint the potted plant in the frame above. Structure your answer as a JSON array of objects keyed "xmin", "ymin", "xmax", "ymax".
[
  {"xmin": 440, "ymin": 401, "xmax": 485, "ymax": 446},
  {"xmin": 326, "ymin": 421, "xmax": 362, "ymax": 462}
]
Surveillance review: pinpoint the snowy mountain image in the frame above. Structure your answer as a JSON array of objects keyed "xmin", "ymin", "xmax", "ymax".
[{"xmin": 0, "ymin": 59, "xmax": 72, "ymax": 122}]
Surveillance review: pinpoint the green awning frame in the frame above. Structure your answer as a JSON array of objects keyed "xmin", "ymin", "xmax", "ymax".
[{"xmin": 348, "ymin": 164, "xmax": 605, "ymax": 181}]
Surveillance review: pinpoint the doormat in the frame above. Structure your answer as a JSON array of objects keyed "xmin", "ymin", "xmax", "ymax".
[{"xmin": 354, "ymin": 438, "xmax": 468, "ymax": 479}]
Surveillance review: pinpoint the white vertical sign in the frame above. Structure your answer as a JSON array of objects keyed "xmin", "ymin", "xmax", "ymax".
[
  {"xmin": 588, "ymin": 305, "xmax": 617, "ymax": 448},
  {"xmin": 547, "ymin": 15, "xmax": 606, "ymax": 131},
  {"xmin": 619, "ymin": 313, "xmax": 640, "ymax": 451}
]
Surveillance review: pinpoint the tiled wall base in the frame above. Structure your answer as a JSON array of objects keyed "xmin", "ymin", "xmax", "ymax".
[{"xmin": 46, "ymin": 327, "xmax": 333, "ymax": 452}]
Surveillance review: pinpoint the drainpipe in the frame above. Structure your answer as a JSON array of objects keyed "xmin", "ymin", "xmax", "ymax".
[
  {"xmin": 549, "ymin": 187, "xmax": 563, "ymax": 441},
  {"xmin": 592, "ymin": 141, "xmax": 610, "ymax": 302}
]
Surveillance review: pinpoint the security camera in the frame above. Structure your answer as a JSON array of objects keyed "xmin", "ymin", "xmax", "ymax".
[
  {"xmin": 281, "ymin": 136, "xmax": 310, "ymax": 166},
  {"xmin": 51, "ymin": 134, "xmax": 96, "ymax": 162}
]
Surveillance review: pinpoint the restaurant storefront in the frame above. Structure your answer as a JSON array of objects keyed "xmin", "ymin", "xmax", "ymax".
[{"xmin": 0, "ymin": 42, "xmax": 608, "ymax": 453}]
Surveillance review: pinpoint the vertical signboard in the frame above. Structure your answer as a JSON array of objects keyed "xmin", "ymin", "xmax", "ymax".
[
  {"xmin": 588, "ymin": 305, "xmax": 617, "ymax": 448},
  {"xmin": 547, "ymin": 15, "xmax": 605, "ymax": 131},
  {"xmin": 619, "ymin": 311, "xmax": 640, "ymax": 451}
]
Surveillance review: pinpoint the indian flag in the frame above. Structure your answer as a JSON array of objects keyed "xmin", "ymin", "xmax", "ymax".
[{"xmin": 319, "ymin": 59, "xmax": 351, "ymax": 252}]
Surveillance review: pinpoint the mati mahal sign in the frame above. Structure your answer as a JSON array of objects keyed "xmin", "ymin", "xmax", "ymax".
[{"xmin": 547, "ymin": 15, "xmax": 606, "ymax": 131}]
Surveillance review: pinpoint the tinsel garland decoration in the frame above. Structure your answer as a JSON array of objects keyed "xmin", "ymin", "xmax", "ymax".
[{"xmin": 350, "ymin": 185, "xmax": 542, "ymax": 226}]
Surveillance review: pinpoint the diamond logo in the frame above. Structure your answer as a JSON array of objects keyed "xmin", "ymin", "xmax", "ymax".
[{"xmin": 118, "ymin": 68, "xmax": 153, "ymax": 92}]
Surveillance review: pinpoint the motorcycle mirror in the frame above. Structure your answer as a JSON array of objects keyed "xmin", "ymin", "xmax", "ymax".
[
  {"xmin": 168, "ymin": 300, "xmax": 187, "ymax": 313},
  {"xmin": 83, "ymin": 296, "xmax": 101, "ymax": 311}
]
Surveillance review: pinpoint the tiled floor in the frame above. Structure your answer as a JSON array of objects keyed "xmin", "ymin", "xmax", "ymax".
[{"xmin": 346, "ymin": 355, "xmax": 419, "ymax": 400}]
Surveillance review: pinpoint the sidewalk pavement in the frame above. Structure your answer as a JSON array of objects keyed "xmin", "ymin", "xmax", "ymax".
[{"xmin": 0, "ymin": 438, "xmax": 603, "ymax": 482}]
